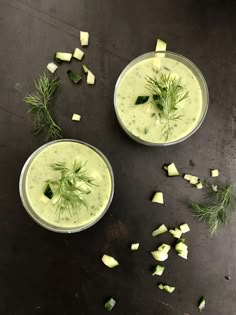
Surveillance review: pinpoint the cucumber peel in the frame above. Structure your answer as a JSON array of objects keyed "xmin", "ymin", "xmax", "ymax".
[
  {"xmin": 102, "ymin": 255, "xmax": 119, "ymax": 268},
  {"xmin": 152, "ymin": 224, "xmax": 168, "ymax": 237},
  {"xmin": 67, "ymin": 70, "xmax": 82, "ymax": 84}
]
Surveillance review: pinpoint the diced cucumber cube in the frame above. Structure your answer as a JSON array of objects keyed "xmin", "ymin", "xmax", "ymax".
[
  {"xmin": 175, "ymin": 242, "xmax": 188, "ymax": 253},
  {"xmin": 163, "ymin": 285, "xmax": 175, "ymax": 293},
  {"xmin": 73, "ymin": 48, "xmax": 84, "ymax": 60},
  {"xmin": 155, "ymin": 38, "xmax": 167, "ymax": 52},
  {"xmin": 152, "ymin": 192, "xmax": 164, "ymax": 204},
  {"xmin": 189, "ymin": 176, "xmax": 199, "ymax": 185},
  {"xmin": 196, "ymin": 182, "xmax": 203, "ymax": 189},
  {"xmin": 178, "ymin": 250, "xmax": 188, "ymax": 259},
  {"xmin": 131, "ymin": 243, "xmax": 140, "ymax": 251},
  {"xmin": 102, "ymin": 255, "xmax": 119, "ymax": 268},
  {"xmin": 72, "ymin": 113, "xmax": 81, "ymax": 121},
  {"xmin": 169, "ymin": 228, "xmax": 182, "ymax": 239},
  {"xmin": 211, "ymin": 169, "xmax": 219, "ymax": 177},
  {"xmin": 80, "ymin": 31, "xmax": 89, "ymax": 46},
  {"xmin": 152, "ymin": 265, "xmax": 165, "ymax": 276},
  {"xmin": 152, "ymin": 224, "xmax": 168, "ymax": 237},
  {"xmin": 151, "ymin": 250, "xmax": 168, "ymax": 261},
  {"xmin": 47, "ymin": 62, "xmax": 58, "ymax": 74},
  {"xmin": 184, "ymin": 174, "xmax": 191, "ymax": 181},
  {"xmin": 167, "ymin": 162, "xmax": 179, "ymax": 176},
  {"xmin": 104, "ymin": 298, "xmax": 116, "ymax": 311},
  {"xmin": 158, "ymin": 243, "xmax": 171, "ymax": 253},
  {"xmin": 179, "ymin": 223, "xmax": 190, "ymax": 233},
  {"xmin": 87, "ymin": 70, "xmax": 95, "ymax": 85}
]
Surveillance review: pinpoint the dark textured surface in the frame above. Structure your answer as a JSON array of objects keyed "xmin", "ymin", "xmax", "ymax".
[{"xmin": 1, "ymin": 0, "xmax": 236, "ymax": 314}]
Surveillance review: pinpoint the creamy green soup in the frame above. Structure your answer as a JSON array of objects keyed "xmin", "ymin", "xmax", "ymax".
[
  {"xmin": 115, "ymin": 55, "xmax": 203, "ymax": 143},
  {"xmin": 25, "ymin": 141, "xmax": 112, "ymax": 229}
]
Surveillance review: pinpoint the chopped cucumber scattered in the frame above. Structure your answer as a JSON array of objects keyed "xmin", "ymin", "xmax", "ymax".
[
  {"xmin": 54, "ymin": 52, "xmax": 72, "ymax": 63},
  {"xmin": 151, "ymin": 250, "xmax": 168, "ymax": 261},
  {"xmin": 135, "ymin": 96, "xmax": 149, "ymax": 105},
  {"xmin": 198, "ymin": 296, "xmax": 206, "ymax": 312},
  {"xmin": 165, "ymin": 162, "xmax": 179, "ymax": 176},
  {"xmin": 152, "ymin": 224, "xmax": 168, "ymax": 237},
  {"xmin": 67, "ymin": 70, "xmax": 82, "ymax": 84},
  {"xmin": 102, "ymin": 255, "xmax": 119, "ymax": 268},
  {"xmin": 196, "ymin": 182, "xmax": 203, "ymax": 189},
  {"xmin": 44, "ymin": 184, "xmax": 53, "ymax": 199},
  {"xmin": 155, "ymin": 38, "xmax": 167, "ymax": 52},
  {"xmin": 47, "ymin": 62, "xmax": 58, "ymax": 74},
  {"xmin": 104, "ymin": 298, "xmax": 116, "ymax": 311},
  {"xmin": 158, "ymin": 284, "xmax": 175, "ymax": 293},
  {"xmin": 175, "ymin": 241, "xmax": 188, "ymax": 252},
  {"xmin": 72, "ymin": 113, "xmax": 81, "ymax": 121},
  {"xmin": 152, "ymin": 192, "xmax": 164, "ymax": 204},
  {"xmin": 178, "ymin": 250, "xmax": 188, "ymax": 259},
  {"xmin": 87, "ymin": 70, "xmax": 95, "ymax": 85},
  {"xmin": 80, "ymin": 31, "xmax": 89, "ymax": 46},
  {"xmin": 211, "ymin": 169, "xmax": 219, "ymax": 177},
  {"xmin": 169, "ymin": 228, "xmax": 182, "ymax": 239},
  {"xmin": 179, "ymin": 223, "xmax": 190, "ymax": 234},
  {"xmin": 152, "ymin": 264, "xmax": 165, "ymax": 276},
  {"xmin": 131, "ymin": 243, "xmax": 140, "ymax": 251},
  {"xmin": 73, "ymin": 47, "xmax": 84, "ymax": 60},
  {"xmin": 158, "ymin": 243, "xmax": 171, "ymax": 253}
]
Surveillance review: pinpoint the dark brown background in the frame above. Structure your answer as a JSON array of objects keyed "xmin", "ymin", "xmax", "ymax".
[{"xmin": 1, "ymin": 0, "xmax": 236, "ymax": 314}]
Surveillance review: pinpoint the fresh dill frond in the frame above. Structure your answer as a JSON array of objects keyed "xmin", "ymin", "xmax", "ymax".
[
  {"xmin": 192, "ymin": 184, "xmax": 234, "ymax": 236},
  {"xmin": 145, "ymin": 73, "xmax": 188, "ymax": 141},
  {"xmin": 47, "ymin": 160, "xmax": 95, "ymax": 217},
  {"xmin": 24, "ymin": 73, "xmax": 61, "ymax": 140}
]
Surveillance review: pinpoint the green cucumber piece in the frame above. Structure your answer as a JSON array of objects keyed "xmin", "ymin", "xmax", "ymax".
[
  {"xmin": 87, "ymin": 70, "xmax": 95, "ymax": 85},
  {"xmin": 179, "ymin": 223, "xmax": 190, "ymax": 233},
  {"xmin": 73, "ymin": 48, "xmax": 84, "ymax": 60},
  {"xmin": 178, "ymin": 250, "xmax": 188, "ymax": 259},
  {"xmin": 47, "ymin": 62, "xmax": 58, "ymax": 74},
  {"xmin": 196, "ymin": 182, "xmax": 203, "ymax": 189},
  {"xmin": 198, "ymin": 296, "xmax": 206, "ymax": 312},
  {"xmin": 104, "ymin": 298, "xmax": 116, "ymax": 311},
  {"xmin": 211, "ymin": 169, "xmax": 219, "ymax": 177},
  {"xmin": 166, "ymin": 162, "xmax": 179, "ymax": 176},
  {"xmin": 102, "ymin": 255, "xmax": 119, "ymax": 268},
  {"xmin": 152, "ymin": 264, "xmax": 165, "ymax": 276},
  {"xmin": 151, "ymin": 250, "xmax": 168, "ymax": 261},
  {"xmin": 44, "ymin": 184, "xmax": 53, "ymax": 199},
  {"xmin": 158, "ymin": 243, "xmax": 171, "ymax": 253},
  {"xmin": 135, "ymin": 96, "xmax": 149, "ymax": 105},
  {"xmin": 152, "ymin": 224, "xmax": 168, "ymax": 237},
  {"xmin": 169, "ymin": 228, "xmax": 182, "ymax": 239},
  {"xmin": 54, "ymin": 52, "xmax": 72, "ymax": 63},
  {"xmin": 152, "ymin": 192, "xmax": 164, "ymax": 204},
  {"xmin": 189, "ymin": 176, "xmax": 199, "ymax": 185},
  {"xmin": 184, "ymin": 174, "xmax": 191, "ymax": 181},
  {"xmin": 131, "ymin": 243, "xmax": 139, "ymax": 251},
  {"xmin": 82, "ymin": 64, "xmax": 89, "ymax": 74},
  {"xmin": 72, "ymin": 114, "xmax": 81, "ymax": 121},
  {"xmin": 80, "ymin": 31, "xmax": 89, "ymax": 46},
  {"xmin": 155, "ymin": 39, "xmax": 167, "ymax": 52},
  {"xmin": 158, "ymin": 283, "xmax": 175, "ymax": 293},
  {"xmin": 67, "ymin": 70, "xmax": 82, "ymax": 84},
  {"xmin": 175, "ymin": 242, "xmax": 188, "ymax": 253}
]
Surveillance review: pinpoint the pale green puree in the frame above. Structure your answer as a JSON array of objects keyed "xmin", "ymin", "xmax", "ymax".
[
  {"xmin": 25, "ymin": 142, "xmax": 112, "ymax": 228},
  {"xmin": 115, "ymin": 56, "xmax": 202, "ymax": 143}
]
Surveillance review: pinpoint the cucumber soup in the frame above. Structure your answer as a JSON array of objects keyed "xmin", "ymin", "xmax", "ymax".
[
  {"xmin": 24, "ymin": 141, "xmax": 112, "ymax": 230},
  {"xmin": 115, "ymin": 53, "xmax": 205, "ymax": 144}
]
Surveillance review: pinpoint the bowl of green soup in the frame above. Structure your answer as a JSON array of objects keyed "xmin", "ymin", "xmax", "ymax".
[
  {"xmin": 114, "ymin": 51, "xmax": 209, "ymax": 146},
  {"xmin": 19, "ymin": 139, "xmax": 114, "ymax": 233}
]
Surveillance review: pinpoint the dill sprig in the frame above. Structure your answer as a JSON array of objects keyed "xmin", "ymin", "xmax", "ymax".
[
  {"xmin": 192, "ymin": 183, "xmax": 234, "ymax": 236},
  {"xmin": 48, "ymin": 160, "xmax": 95, "ymax": 217},
  {"xmin": 145, "ymin": 73, "xmax": 188, "ymax": 141},
  {"xmin": 24, "ymin": 73, "xmax": 62, "ymax": 140}
]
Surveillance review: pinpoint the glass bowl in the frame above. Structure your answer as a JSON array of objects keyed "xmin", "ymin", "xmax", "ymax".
[
  {"xmin": 114, "ymin": 51, "xmax": 209, "ymax": 146},
  {"xmin": 19, "ymin": 139, "xmax": 114, "ymax": 233}
]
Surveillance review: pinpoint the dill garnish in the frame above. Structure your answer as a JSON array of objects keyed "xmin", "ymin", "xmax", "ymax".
[
  {"xmin": 192, "ymin": 183, "xmax": 234, "ymax": 236},
  {"xmin": 24, "ymin": 73, "xmax": 61, "ymax": 140},
  {"xmin": 47, "ymin": 160, "xmax": 95, "ymax": 217},
  {"xmin": 145, "ymin": 73, "xmax": 188, "ymax": 140}
]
